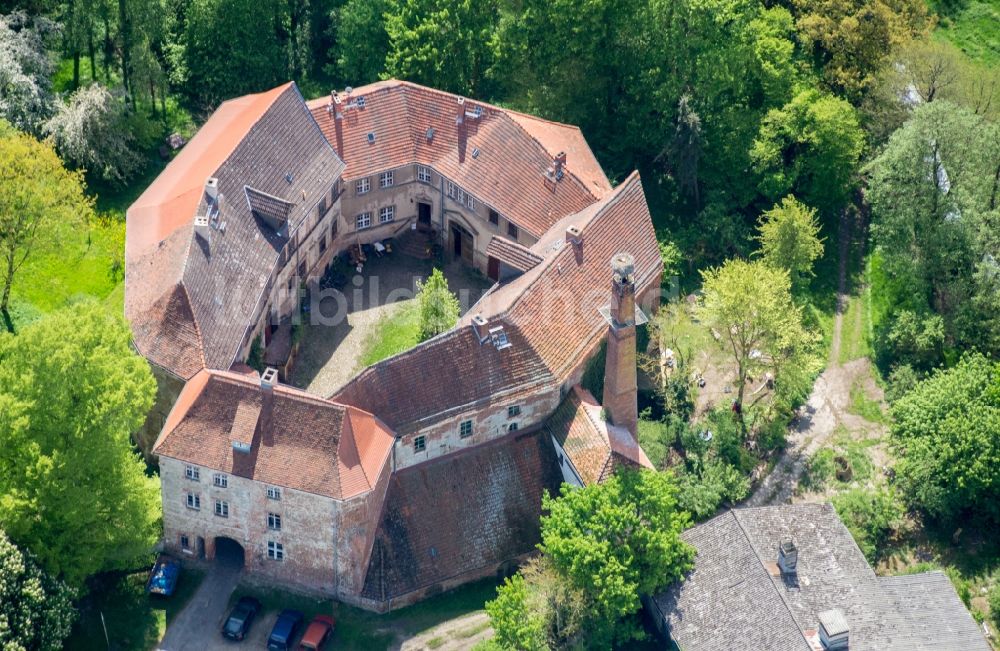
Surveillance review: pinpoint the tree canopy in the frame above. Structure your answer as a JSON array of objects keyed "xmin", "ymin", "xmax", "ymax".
[
  {"xmin": 416, "ymin": 268, "xmax": 460, "ymax": 341},
  {"xmin": 890, "ymin": 353, "xmax": 1000, "ymax": 526},
  {"xmin": 0, "ymin": 304, "xmax": 160, "ymax": 587},
  {"xmin": 0, "ymin": 124, "xmax": 93, "ymax": 322},
  {"xmin": 755, "ymin": 195, "xmax": 825, "ymax": 284},
  {"xmin": 0, "ymin": 529, "xmax": 75, "ymax": 650}
]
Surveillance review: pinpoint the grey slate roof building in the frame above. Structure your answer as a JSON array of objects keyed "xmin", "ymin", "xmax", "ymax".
[{"xmin": 650, "ymin": 503, "xmax": 990, "ymax": 651}]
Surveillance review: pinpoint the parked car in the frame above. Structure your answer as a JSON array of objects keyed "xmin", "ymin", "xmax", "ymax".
[
  {"xmin": 298, "ymin": 615, "xmax": 335, "ymax": 650},
  {"xmin": 146, "ymin": 554, "xmax": 181, "ymax": 596},
  {"xmin": 268, "ymin": 609, "xmax": 305, "ymax": 651},
  {"xmin": 221, "ymin": 596, "xmax": 262, "ymax": 641}
]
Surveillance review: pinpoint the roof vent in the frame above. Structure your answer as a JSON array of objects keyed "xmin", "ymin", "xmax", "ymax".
[
  {"xmin": 778, "ymin": 539, "xmax": 798, "ymax": 574},
  {"xmin": 345, "ymin": 85, "xmax": 353, "ymax": 95},
  {"xmin": 356, "ymin": 96, "xmax": 366, "ymax": 109},
  {"xmin": 471, "ymin": 314, "xmax": 490, "ymax": 343},
  {"xmin": 285, "ymin": 172, "xmax": 294, "ymax": 184},
  {"xmin": 489, "ymin": 325, "xmax": 511, "ymax": 350},
  {"xmin": 367, "ymin": 132, "xmax": 376, "ymax": 144},
  {"xmin": 472, "ymin": 147, "xmax": 480, "ymax": 159},
  {"xmin": 818, "ymin": 609, "xmax": 849, "ymax": 651},
  {"xmin": 205, "ymin": 177, "xmax": 219, "ymax": 201},
  {"xmin": 426, "ymin": 127, "xmax": 435, "ymax": 142}
]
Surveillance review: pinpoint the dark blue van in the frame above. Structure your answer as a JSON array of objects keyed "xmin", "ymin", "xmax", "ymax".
[{"xmin": 268, "ymin": 609, "xmax": 305, "ymax": 651}]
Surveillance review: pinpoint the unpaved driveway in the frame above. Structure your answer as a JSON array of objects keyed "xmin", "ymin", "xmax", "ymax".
[
  {"xmin": 397, "ymin": 612, "xmax": 493, "ymax": 651},
  {"xmin": 157, "ymin": 560, "xmax": 243, "ymax": 650}
]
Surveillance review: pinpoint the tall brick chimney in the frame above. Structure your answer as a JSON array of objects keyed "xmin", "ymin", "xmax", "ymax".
[{"xmin": 602, "ymin": 253, "xmax": 638, "ymax": 438}]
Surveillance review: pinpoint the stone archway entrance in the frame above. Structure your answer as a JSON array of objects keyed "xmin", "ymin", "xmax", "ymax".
[{"xmin": 214, "ymin": 536, "xmax": 245, "ymax": 569}]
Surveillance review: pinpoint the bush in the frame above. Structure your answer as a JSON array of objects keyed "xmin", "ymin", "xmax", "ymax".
[
  {"xmin": 885, "ymin": 363, "xmax": 920, "ymax": 403},
  {"xmin": 832, "ymin": 488, "xmax": 905, "ymax": 562},
  {"xmin": 0, "ymin": 530, "xmax": 75, "ymax": 649},
  {"xmin": 989, "ymin": 583, "xmax": 1000, "ymax": 628},
  {"xmin": 676, "ymin": 460, "xmax": 750, "ymax": 521}
]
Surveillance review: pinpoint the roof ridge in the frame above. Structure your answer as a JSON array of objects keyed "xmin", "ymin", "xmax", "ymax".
[{"xmin": 731, "ymin": 508, "xmax": 815, "ymax": 651}]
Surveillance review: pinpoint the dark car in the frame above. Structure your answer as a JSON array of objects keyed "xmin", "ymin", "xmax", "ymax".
[
  {"xmin": 298, "ymin": 615, "xmax": 335, "ymax": 650},
  {"xmin": 221, "ymin": 596, "xmax": 262, "ymax": 641},
  {"xmin": 267, "ymin": 609, "xmax": 305, "ymax": 651},
  {"xmin": 145, "ymin": 555, "xmax": 181, "ymax": 596}
]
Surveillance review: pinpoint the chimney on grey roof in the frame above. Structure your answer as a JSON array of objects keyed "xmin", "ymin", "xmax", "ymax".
[
  {"xmin": 818, "ymin": 609, "xmax": 849, "ymax": 650},
  {"xmin": 778, "ymin": 539, "xmax": 798, "ymax": 575},
  {"xmin": 205, "ymin": 177, "xmax": 219, "ymax": 202}
]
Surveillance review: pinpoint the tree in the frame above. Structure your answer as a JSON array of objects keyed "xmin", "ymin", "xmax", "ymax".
[
  {"xmin": 383, "ymin": 0, "xmax": 498, "ymax": 96},
  {"xmin": 755, "ymin": 195, "xmax": 825, "ymax": 285},
  {"xmin": 485, "ymin": 570, "xmax": 551, "ymax": 651},
  {"xmin": 698, "ymin": 258, "xmax": 818, "ymax": 432},
  {"xmin": 538, "ymin": 470, "xmax": 695, "ymax": 646},
  {"xmin": 832, "ymin": 487, "xmax": 905, "ymax": 562},
  {"xmin": 890, "ymin": 353, "xmax": 1000, "ymax": 526},
  {"xmin": 0, "ymin": 304, "xmax": 160, "ymax": 587},
  {"xmin": 329, "ymin": 0, "xmax": 390, "ymax": 84},
  {"xmin": 416, "ymin": 268, "xmax": 459, "ymax": 341},
  {"xmin": 791, "ymin": 0, "xmax": 931, "ymax": 99},
  {"xmin": 0, "ymin": 529, "xmax": 75, "ymax": 649},
  {"xmin": 44, "ymin": 83, "xmax": 143, "ymax": 187},
  {"xmin": 660, "ymin": 94, "xmax": 703, "ymax": 208},
  {"xmin": 0, "ymin": 124, "xmax": 93, "ymax": 323},
  {"xmin": 751, "ymin": 88, "xmax": 864, "ymax": 211},
  {"xmin": 865, "ymin": 101, "xmax": 1000, "ymax": 356},
  {"xmin": 0, "ymin": 12, "xmax": 59, "ymax": 134}
]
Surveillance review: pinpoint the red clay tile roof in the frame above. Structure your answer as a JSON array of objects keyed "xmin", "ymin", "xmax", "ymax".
[
  {"xmin": 126, "ymin": 83, "xmax": 345, "ymax": 378},
  {"xmin": 307, "ymin": 80, "xmax": 612, "ymax": 238},
  {"xmin": 546, "ymin": 386, "xmax": 653, "ymax": 485},
  {"xmin": 485, "ymin": 235, "xmax": 544, "ymax": 273},
  {"xmin": 361, "ymin": 428, "xmax": 563, "ymax": 602},
  {"xmin": 333, "ymin": 173, "xmax": 661, "ymax": 434},
  {"xmin": 153, "ymin": 369, "xmax": 394, "ymax": 500}
]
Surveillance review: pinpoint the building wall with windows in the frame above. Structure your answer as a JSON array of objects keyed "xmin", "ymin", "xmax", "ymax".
[{"xmin": 394, "ymin": 385, "xmax": 561, "ymax": 470}]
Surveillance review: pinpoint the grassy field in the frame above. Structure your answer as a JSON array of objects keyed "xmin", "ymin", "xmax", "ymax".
[
  {"xmin": 358, "ymin": 301, "xmax": 422, "ymax": 368},
  {"xmin": 66, "ymin": 567, "xmax": 206, "ymax": 651},
  {"xmin": 931, "ymin": 0, "xmax": 1000, "ymax": 63}
]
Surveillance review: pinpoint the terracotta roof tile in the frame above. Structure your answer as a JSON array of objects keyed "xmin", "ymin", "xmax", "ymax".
[
  {"xmin": 307, "ymin": 80, "xmax": 610, "ymax": 238},
  {"xmin": 153, "ymin": 369, "xmax": 394, "ymax": 500},
  {"xmin": 361, "ymin": 429, "xmax": 563, "ymax": 601},
  {"xmin": 546, "ymin": 386, "xmax": 651, "ymax": 484},
  {"xmin": 485, "ymin": 236, "xmax": 543, "ymax": 273},
  {"xmin": 126, "ymin": 83, "xmax": 345, "ymax": 378}
]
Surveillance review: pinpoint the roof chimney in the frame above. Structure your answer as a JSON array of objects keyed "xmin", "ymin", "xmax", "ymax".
[
  {"xmin": 565, "ymin": 225, "xmax": 582, "ymax": 246},
  {"xmin": 778, "ymin": 539, "xmax": 798, "ymax": 575},
  {"xmin": 205, "ymin": 177, "xmax": 219, "ymax": 202},
  {"xmin": 818, "ymin": 610, "xmax": 849, "ymax": 651},
  {"xmin": 456, "ymin": 96, "xmax": 466, "ymax": 125},
  {"xmin": 194, "ymin": 214, "xmax": 210, "ymax": 240},
  {"xmin": 602, "ymin": 253, "xmax": 639, "ymax": 438},
  {"xmin": 471, "ymin": 314, "xmax": 490, "ymax": 343},
  {"xmin": 259, "ymin": 367, "xmax": 278, "ymax": 441}
]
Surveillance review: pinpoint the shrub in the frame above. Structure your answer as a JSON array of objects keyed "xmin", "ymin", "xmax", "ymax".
[
  {"xmin": 832, "ymin": 488, "xmax": 905, "ymax": 562},
  {"xmin": 989, "ymin": 583, "xmax": 1000, "ymax": 628}
]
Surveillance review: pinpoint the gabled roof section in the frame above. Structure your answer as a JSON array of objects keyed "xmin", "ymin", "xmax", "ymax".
[
  {"xmin": 126, "ymin": 83, "xmax": 346, "ymax": 378},
  {"xmin": 486, "ymin": 236, "xmax": 544, "ymax": 273},
  {"xmin": 332, "ymin": 173, "xmax": 661, "ymax": 435},
  {"xmin": 545, "ymin": 386, "xmax": 652, "ymax": 485},
  {"xmin": 654, "ymin": 504, "xmax": 991, "ymax": 651},
  {"xmin": 153, "ymin": 369, "xmax": 394, "ymax": 500},
  {"xmin": 307, "ymin": 80, "xmax": 612, "ymax": 238}
]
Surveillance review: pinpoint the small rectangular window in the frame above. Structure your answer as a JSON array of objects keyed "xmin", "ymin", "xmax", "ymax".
[
  {"xmin": 356, "ymin": 212, "xmax": 372, "ymax": 230},
  {"xmin": 414, "ymin": 435, "xmax": 426, "ymax": 452},
  {"xmin": 214, "ymin": 500, "xmax": 229, "ymax": 517},
  {"xmin": 319, "ymin": 234, "xmax": 327, "ymax": 254},
  {"xmin": 267, "ymin": 486, "xmax": 281, "ymax": 501},
  {"xmin": 447, "ymin": 181, "xmax": 457, "ymax": 199},
  {"xmin": 186, "ymin": 493, "xmax": 200, "ymax": 510},
  {"xmin": 213, "ymin": 473, "xmax": 228, "ymax": 488},
  {"xmin": 508, "ymin": 405, "xmax": 521, "ymax": 418},
  {"xmin": 356, "ymin": 177, "xmax": 370, "ymax": 195},
  {"xmin": 489, "ymin": 210, "xmax": 499, "ymax": 226},
  {"xmin": 508, "ymin": 422, "xmax": 519, "ymax": 432},
  {"xmin": 459, "ymin": 420, "xmax": 473, "ymax": 439},
  {"xmin": 330, "ymin": 219, "xmax": 338, "ymax": 240},
  {"xmin": 297, "ymin": 260, "xmax": 307, "ymax": 278},
  {"xmin": 417, "ymin": 165, "xmax": 432, "ymax": 183},
  {"xmin": 379, "ymin": 205, "xmax": 395, "ymax": 224},
  {"xmin": 318, "ymin": 196, "xmax": 327, "ymax": 217},
  {"xmin": 507, "ymin": 222, "xmax": 519, "ymax": 239},
  {"xmin": 466, "ymin": 194, "xmax": 475, "ymax": 210},
  {"xmin": 379, "ymin": 171, "xmax": 394, "ymax": 188},
  {"xmin": 184, "ymin": 465, "xmax": 200, "ymax": 481},
  {"xmin": 268, "ymin": 513, "xmax": 282, "ymax": 531},
  {"xmin": 180, "ymin": 535, "xmax": 190, "ymax": 549},
  {"xmin": 267, "ymin": 541, "xmax": 284, "ymax": 561}
]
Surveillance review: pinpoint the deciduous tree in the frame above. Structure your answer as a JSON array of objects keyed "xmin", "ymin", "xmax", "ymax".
[
  {"xmin": 0, "ymin": 11, "xmax": 59, "ymax": 133},
  {"xmin": 0, "ymin": 304, "xmax": 160, "ymax": 587},
  {"xmin": 755, "ymin": 195, "xmax": 825, "ymax": 285},
  {"xmin": 0, "ymin": 124, "xmax": 93, "ymax": 324},
  {"xmin": 0, "ymin": 529, "xmax": 75, "ymax": 650},
  {"xmin": 416, "ymin": 267, "xmax": 459, "ymax": 341}
]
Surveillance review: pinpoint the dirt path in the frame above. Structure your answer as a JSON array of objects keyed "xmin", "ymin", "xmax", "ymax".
[
  {"xmin": 746, "ymin": 209, "xmax": 865, "ymax": 507},
  {"xmin": 395, "ymin": 612, "xmax": 493, "ymax": 651}
]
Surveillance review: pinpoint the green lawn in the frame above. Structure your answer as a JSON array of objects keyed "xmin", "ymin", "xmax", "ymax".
[
  {"xmin": 358, "ymin": 301, "xmax": 422, "ymax": 368},
  {"xmin": 66, "ymin": 567, "xmax": 206, "ymax": 651},
  {"xmin": 229, "ymin": 576, "xmax": 501, "ymax": 650},
  {"xmin": 931, "ymin": 0, "xmax": 1000, "ymax": 63}
]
